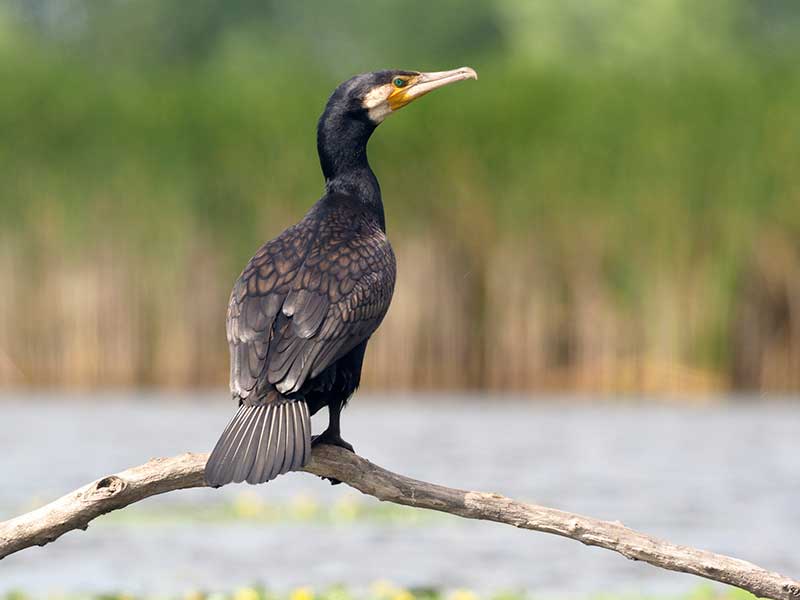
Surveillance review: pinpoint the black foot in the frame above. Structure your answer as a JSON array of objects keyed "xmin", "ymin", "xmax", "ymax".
[
  {"xmin": 311, "ymin": 430, "xmax": 354, "ymax": 485},
  {"xmin": 311, "ymin": 431, "xmax": 355, "ymax": 453}
]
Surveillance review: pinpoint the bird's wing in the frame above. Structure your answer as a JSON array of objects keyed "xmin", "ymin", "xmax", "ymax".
[{"xmin": 227, "ymin": 206, "xmax": 396, "ymax": 401}]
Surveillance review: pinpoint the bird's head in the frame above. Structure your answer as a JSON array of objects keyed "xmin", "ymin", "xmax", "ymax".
[
  {"xmin": 317, "ymin": 67, "xmax": 477, "ymax": 187},
  {"xmin": 330, "ymin": 67, "xmax": 478, "ymax": 125}
]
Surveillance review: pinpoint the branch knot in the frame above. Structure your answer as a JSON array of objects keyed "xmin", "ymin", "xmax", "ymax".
[
  {"xmin": 784, "ymin": 583, "xmax": 800, "ymax": 598},
  {"xmin": 91, "ymin": 476, "xmax": 126, "ymax": 498}
]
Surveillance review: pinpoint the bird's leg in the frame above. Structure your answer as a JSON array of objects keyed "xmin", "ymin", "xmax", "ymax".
[
  {"xmin": 312, "ymin": 400, "xmax": 354, "ymax": 452},
  {"xmin": 311, "ymin": 401, "xmax": 354, "ymax": 486}
]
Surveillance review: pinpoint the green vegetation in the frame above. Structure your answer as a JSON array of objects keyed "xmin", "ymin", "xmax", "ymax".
[
  {"xmin": 95, "ymin": 492, "xmax": 439, "ymax": 526},
  {"xmin": 0, "ymin": 584, "xmax": 762, "ymax": 600},
  {"xmin": 1, "ymin": 1, "xmax": 799, "ymax": 392}
]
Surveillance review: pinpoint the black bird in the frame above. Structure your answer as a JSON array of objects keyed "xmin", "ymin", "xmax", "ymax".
[{"xmin": 205, "ymin": 67, "xmax": 478, "ymax": 487}]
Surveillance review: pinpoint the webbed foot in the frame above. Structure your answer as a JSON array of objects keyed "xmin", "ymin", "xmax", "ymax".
[
  {"xmin": 311, "ymin": 429, "xmax": 355, "ymax": 485},
  {"xmin": 311, "ymin": 431, "xmax": 355, "ymax": 453}
]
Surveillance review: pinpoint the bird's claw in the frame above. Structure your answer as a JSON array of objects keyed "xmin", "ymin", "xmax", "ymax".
[
  {"xmin": 311, "ymin": 431, "xmax": 354, "ymax": 485},
  {"xmin": 311, "ymin": 432, "xmax": 355, "ymax": 453}
]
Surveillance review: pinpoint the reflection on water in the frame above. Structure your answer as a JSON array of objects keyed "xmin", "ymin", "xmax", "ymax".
[{"xmin": 0, "ymin": 393, "xmax": 798, "ymax": 596}]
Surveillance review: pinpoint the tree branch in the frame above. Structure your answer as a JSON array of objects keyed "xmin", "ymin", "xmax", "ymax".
[{"xmin": 1, "ymin": 447, "xmax": 797, "ymax": 600}]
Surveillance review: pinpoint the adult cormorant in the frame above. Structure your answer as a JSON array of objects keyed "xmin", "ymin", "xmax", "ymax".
[{"xmin": 205, "ymin": 67, "xmax": 478, "ymax": 487}]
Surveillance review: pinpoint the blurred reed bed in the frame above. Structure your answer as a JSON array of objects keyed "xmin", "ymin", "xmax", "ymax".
[
  {"xmin": 1, "ymin": 227, "xmax": 799, "ymax": 393},
  {"xmin": 1, "ymin": 1, "xmax": 800, "ymax": 393}
]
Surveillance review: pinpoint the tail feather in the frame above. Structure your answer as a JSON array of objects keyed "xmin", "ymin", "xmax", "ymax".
[
  {"xmin": 263, "ymin": 407, "xmax": 281, "ymax": 481},
  {"xmin": 269, "ymin": 407, "xmax": 286, "ymax": 481},
  {"xmin": 218, "ymin": 406, "xmax": 253, "ymax": 469},
  {"xmin": 292, "ymin": 403, "xmax": 305, "ymax": 469},
  {"xmin": 232, "ymin": 406, "xmax": 262, "ymax": 483},
  {"xmin": 248, "ymin": 407, "xmax": 274, "ymax": 484},
  {"xmin": 205, "ymin": 400, "xmax": 312, "ymax": 487},
  {"xmin": 277, "ymin": 405, "xmax": 292, "ymax": 477},
  {"xmin": 214, "ymin": 406, "xmax": 248, "ymax": 462}
]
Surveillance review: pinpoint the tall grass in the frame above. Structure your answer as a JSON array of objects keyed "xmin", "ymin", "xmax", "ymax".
[{"xmin": 0, "ymin": 2, "xmax": 799, "ymax": 393}]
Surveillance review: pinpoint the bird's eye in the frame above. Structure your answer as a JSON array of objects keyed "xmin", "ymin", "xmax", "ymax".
[{"xmin": 393, "ymin": 78, "xmax": 408, "ymax": 88}]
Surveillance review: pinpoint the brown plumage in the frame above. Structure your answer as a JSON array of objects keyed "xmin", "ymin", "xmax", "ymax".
[{"xmin": 205, "ymin": 67, "xmax": 476, "ymax": 487}]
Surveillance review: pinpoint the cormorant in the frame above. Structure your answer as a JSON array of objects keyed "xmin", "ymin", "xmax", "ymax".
[{"xmin": 205, "ymin": 67, "xmax": 478, "ymax": 487}]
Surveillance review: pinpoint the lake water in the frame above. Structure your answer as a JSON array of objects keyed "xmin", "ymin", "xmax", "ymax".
[{"xmin": 1, "ymin": 393, "xmax": 798, "ymax": 597}]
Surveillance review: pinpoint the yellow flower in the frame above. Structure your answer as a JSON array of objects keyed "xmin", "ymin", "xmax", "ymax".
[
  {"xmin": 233, "ymin": 586, "xmax": 261, "ymax": 600},
  {"xmin": 290, "ymin": 586, "xmax": 314, "ymax": 600},
  {"xmin": 391, "ymin": 590, "xmax": 415, "ymax": 600},
  {"xmin": 450, "ymin": 589, "xmax": 479, "ymax": 600},
  {"xmin": 233, "ymin": 491, "xmax": 266, "ymax": 519},
  {"xmin": 184, "ymin": 590, "xmax": 205, "ymax": 600},
  {"xmin": 370, "ymin": 580, "xmax": 398, "ymax": 599},
  {"xmin": 332, "ymin": 494, "xmax": 360, "ymax": 522},
  {"xmin": 290, "ymin": 494, "xmax": 320, "ymax": 521}
]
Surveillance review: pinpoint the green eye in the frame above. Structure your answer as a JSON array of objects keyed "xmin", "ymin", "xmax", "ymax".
[{"xmin": 393, "ymin": 77, "xmax": 407, "ymax": 88}]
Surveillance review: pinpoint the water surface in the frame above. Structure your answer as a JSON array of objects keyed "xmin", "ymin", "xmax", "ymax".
[{"xmin": 1, "ymin": 393, "xmax": 798, "ymax": 596}]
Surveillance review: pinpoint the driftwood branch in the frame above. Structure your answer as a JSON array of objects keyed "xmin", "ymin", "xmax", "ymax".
[{"xmin": 1, "ymin": 447, "xmax": 797, "ymax": 599}]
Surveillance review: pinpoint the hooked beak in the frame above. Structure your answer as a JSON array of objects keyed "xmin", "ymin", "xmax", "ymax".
[{"xmin": 388, "ymin": 66, "xmax": 478, "ymax": 111}]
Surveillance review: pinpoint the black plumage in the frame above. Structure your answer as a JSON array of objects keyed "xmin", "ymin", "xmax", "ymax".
[{"xmin": 206, "ymin": 67, "xmax": 477, "ymax": 487}]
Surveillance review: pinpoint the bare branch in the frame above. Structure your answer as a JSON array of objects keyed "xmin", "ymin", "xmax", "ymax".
[{"xmin": 1, "ymin": 447, "xmax": 798, "ymax": 600}]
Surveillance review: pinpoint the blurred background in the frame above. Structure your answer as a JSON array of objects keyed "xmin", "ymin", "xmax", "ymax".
[
  {"xmin": 2, "ymin": 0, "xmax": 800, "ymax": 394},
  {"xmin": 1, "ymin": 1, "xmax": 799, "ymax": 599}
]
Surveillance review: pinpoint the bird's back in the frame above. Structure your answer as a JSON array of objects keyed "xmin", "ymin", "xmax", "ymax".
[
  {"xmin": 228, "ymin": 194, "xmax": 395, "ymax": 399},
  {"xmin": 206, "ymin": 194, "xmax": 395, "ymax": 486}
]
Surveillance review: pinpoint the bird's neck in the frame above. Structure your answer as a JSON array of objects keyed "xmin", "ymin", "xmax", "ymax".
[{"xmin": 317, "ymin": 107, "xmax": 385, "ymax": 230}]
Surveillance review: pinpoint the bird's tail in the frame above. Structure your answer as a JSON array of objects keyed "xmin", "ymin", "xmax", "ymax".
[{"xmin": 205, "ymin": 399, "xmax": 312, "ymax": 487}]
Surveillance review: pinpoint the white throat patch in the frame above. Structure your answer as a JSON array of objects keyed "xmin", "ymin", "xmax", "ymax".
[{"xmin": 362, "ymin": 84, "xmax": 394, "ymax": 123}]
